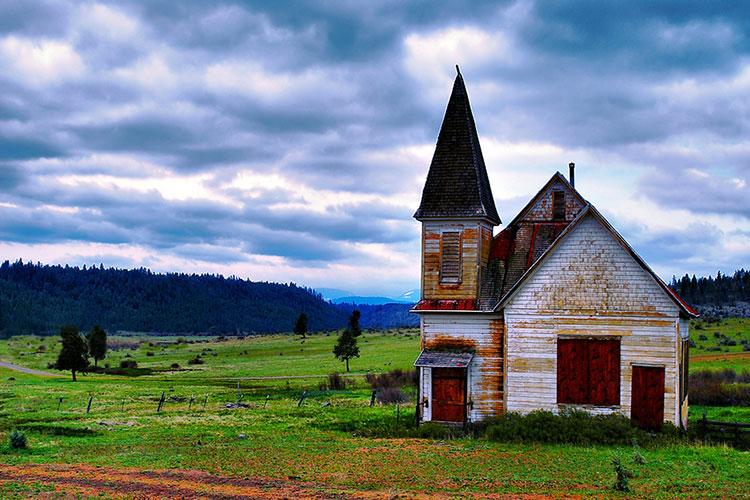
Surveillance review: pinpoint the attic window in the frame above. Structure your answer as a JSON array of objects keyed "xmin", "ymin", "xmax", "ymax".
[
  {"xmin": 440, "ymin": 231, "xmax": 462, "ymax": 284},
  {"xmin": 552, "ymin": 191, "xmax": 565, "ymax": 221}
]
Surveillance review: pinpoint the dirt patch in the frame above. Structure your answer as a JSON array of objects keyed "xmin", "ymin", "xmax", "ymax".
[
  {"xmin": 692, "ymin": 352, "xmax": 750, "ymax": 363},
  {"xmin": 0, "ymin": 463, "xmax": 464, "ymax": 499},
  {"xmin": 0, "ymin": 361, "xmax": 57, "ymax": 377}
]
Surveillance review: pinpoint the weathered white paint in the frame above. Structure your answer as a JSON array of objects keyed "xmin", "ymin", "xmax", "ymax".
[
  {"xmin": 419, "ymin": 312, "xmax": 503, "ymax": 422},
  {"xmin": 504, "ymin": 215, "xmax": 683, "ymax": 425}
]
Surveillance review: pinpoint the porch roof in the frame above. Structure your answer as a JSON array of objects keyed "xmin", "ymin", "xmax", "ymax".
[{"xmin": 414, "ymin": 350, "xmax": 474, "ymax": 368}]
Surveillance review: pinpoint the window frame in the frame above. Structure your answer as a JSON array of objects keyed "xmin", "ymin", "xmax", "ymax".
[
  {"xmin": 552, "ymin": 190, "xmax": 565, "ymax": 221},
  {"xmin": 557, "ymin": 337, "xmax": 621, "ymax": 406},
  {"xmin": 439, "ymin": 230, "xmax": 462, "ymax": 285}
]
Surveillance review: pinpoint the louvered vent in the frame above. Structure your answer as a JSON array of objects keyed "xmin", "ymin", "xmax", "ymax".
[
  {"xmin": 440, "ymin": 231, "xmax": 462, "ymax": 284},
  {"xmin": 552, "ymin": 190, "xmax": 565, "ymax": 221}
]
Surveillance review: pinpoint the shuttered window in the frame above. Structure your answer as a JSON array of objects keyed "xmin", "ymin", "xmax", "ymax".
[
  {"xmin": 440, "ymin": 231, "xmax": 462, "ymax": 284},
  {"xmin": 558, "ymin": 338, "xmax": 620, "ymax": 405},
  {"xmin": 552, "ymin": 191, "xmax": 565, "ymax": 221}
]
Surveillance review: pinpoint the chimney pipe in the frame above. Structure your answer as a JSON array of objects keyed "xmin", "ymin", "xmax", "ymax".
[{"xmin": 568, "ymin": 162, "xmax": 575, "ymax": 188}]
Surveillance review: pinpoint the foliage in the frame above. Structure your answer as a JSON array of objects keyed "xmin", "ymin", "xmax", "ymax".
[
  {"xmin": 612, "ymin": 456, "xmax": 633, "ymax": 492},
  {"xmin": 187, "ymin": 356, "xmax": 204, "ymax": 365},
  {"xmin": 294, "ymin": 312, "xmax": 308, "ymax": 340},
  {"xmin": 375, "ymin": 387, "xmax": 409, "ymax": 404},
  {"xmin": 333, "ymin": 311, "xmax": 361, "ymax": 372},
  {"xmin": 9, "ymin": 429, "xmax": 27, "ymax": 450},
  {"xmin": 348, "ymin": 310, "xmax": 362, "ymax": 337},
  {"xmin": 320, "ymin": 372, "xmax": 349, "ymax": 391},
  {"xmin": 0, "ymin": 260, "xmax": 349, "ymax": 336},
  {"xmin": 119, "ymin": 359, "xmax": 138, "ymax": 369},
  {"xmin": 690, "ymin": 369, "xmax": 750, "ymax": 406},
  {"xmin": 335, "ymin": 303, "xmax": 419, "ymax": 328},
  {"xmin": 55, "ymin": 325, "xmax": 89, "ymax": 381},
  {"xmin": 365, "ymin": 369, "xmax": 417, "ymax": 389},
  {"xmin": 86, "ymin": 325, "xmax": 107, "ymax": 366},
  {"xmin": 670, "ymin": 269, "xmax": 750, "ymax": 307},
  {"xmin": 484, "ymin": 409, "xmax": 682, "ymax": 446}
]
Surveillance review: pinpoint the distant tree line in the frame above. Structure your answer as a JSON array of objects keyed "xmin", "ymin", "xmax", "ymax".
[
  {"xmin": 670, "ymin": 269, "xmax": 750, "ymax": 306},
  {"xmin": 0, "ymin": 260, "xmax": 349, "ymax": 337}
]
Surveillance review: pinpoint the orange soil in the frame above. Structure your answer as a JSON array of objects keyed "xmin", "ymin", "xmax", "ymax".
[
  {"xmin": 0, "ymin": 463, "xmax": 389, "ymax": 499},
  {"xmin": 691, "ymin": 352, "xmax": 750, "ymax": 362}
]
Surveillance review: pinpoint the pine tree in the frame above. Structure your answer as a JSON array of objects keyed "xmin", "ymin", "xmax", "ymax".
[
  {"xmin": 348, "ymin": 309, "xmax": 361, "ymax": 337},
  {"xmin": 294, "ymin": 312, "xmax": 308, "ymax": 340},
  {"xmin": 333, "ymin": 311, "xmax": 360, "ymax": 372},
  {"xmin": 87, "ymin": 325, "xmax": 107, "ymax": 367},
  {"xmin": 55, "ymin": 325, "xmax": 89, "ymax": 381}
]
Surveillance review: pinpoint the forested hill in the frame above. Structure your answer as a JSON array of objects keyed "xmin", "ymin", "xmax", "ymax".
[
  {"xmin": 0, "ymin": 260, "xmax": 351, "ymax": 337},
  {"xmin": 670, "ymin": 269, "xmax": 750, "ymax": 317}
]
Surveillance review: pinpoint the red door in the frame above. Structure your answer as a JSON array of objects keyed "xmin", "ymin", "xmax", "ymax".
[
  {"xmin": 631, "ymin": 366, "xmax": 665, "ymax": 430},
  {"xmin": 432, "ymin": 368, "xmax": 466, "ymax": 422}
]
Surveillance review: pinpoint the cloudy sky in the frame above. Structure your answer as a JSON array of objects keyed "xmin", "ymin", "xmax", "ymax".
[{"xmin": 0, "ymin": 1, "xmax": 748, "ymax": 297}]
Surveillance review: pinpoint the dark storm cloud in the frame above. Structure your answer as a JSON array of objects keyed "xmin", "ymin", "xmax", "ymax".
[
  {"xmin": 0, "ymin": 0, "xmax": 748, "ymax": 278},
  {"xmin": 638, "ymin": 168, "xmax": 749, "ymax": 219}
]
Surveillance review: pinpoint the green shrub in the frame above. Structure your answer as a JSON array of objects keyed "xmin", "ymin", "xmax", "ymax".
[
  {"xmin": 120, "ymin": 359, "xmax": 138, "ymax": 369},
  {"xmin": 612, "ymin": 456, "xmax": 633, "ymax": 492},
  {"xmin": 187, "ymin": 356, "xmax": 204, "ymax": 365},
  {"xmin": 484, "ymin": 409, "xmax": 680, "ymax": 446},
  {"xmin": 9, "ymin": 429, "xmax": 27, "ymax": 449}
]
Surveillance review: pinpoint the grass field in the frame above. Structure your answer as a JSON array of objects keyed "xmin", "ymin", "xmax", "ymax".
[{"xmin": 0, "ymin": 325, "xmax": 748, "ymax": 498}]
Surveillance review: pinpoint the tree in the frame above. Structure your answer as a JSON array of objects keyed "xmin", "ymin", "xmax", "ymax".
[
  {"xmin": 294, "ymin": 312, "xmax": 308, "ymax": 340},
  {"xmin": 348, "ymin": 309, "xmax": 361, "ymax": 337},
  {"xmin": 333, "ymin": 311, "xmax": 360, "ymax": 372},
  {"xmin": 55, "ymin": 325, "xmax": 89, "ymax": 381},
  {"xmin": 87, "ymin": 325, "xmax": 107, "ymax": 367}
]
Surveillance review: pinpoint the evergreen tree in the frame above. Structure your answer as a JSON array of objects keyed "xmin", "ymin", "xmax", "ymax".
[
  {"xmin": 55, "ymin": 325, "xmax": 89, "ymax": 381},
  {"xmin": 348, "ymin": 309, "xmax": 361, "ymax": 337},
  {"xmin": 294, "ymin": 312, "xmax": 308, "ymax": 340},
  {"xmin": 86, "ymin": 325, "xmax": 107, "ymax": 367},
  {"xmin": 333, "ymin": 311, "xmax": 360, "ymax": 372}
]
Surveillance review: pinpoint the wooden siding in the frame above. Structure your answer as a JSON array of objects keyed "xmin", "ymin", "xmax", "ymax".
[
  {"xmin": 421, "ymin": 220, "xmax": 493, "ymax": 300},
  {"xmin": 521, "ymin": 178, "xmax": 585, "ymax": 223},
  {"xmin": 419, "ymin": 313, "xmax": 504, "ymax": 422},
  {"xmin": 504, "ymin": 215, "xmax": 682, "ymax": 425}
]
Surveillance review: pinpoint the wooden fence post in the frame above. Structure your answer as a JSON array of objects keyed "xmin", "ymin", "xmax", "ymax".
[
  {"xmin": 157, "ymin": 391, "xmax": 166, "ymax": 412},
  {"xmin": 370, "ymin": 390, "xmax": 377, "ymax": 407},
  {"xmin": 396, "ymin": 403, "xmax": 400, "ymax": 425},
  {"xmin": 297, "ymin": 391, "xmax": 307, "ymax": 407},
  {"xmin": 189, "ymin": 397, "xmax": 195, "ymax": 411},
  {"xmin": 263, "ymin": 395, "xmax": 270, "ymax": 409},
  {"xmin": 202, "ymin": 395, "xmax": 208, "ymax": 410},
  {"xmin": 57, "ymin": 397, "xmax": 63, "ymax": 411},
  {"xmin": 237, "ymin": 381, "xmax": 242, "ymax": 405},
  {"xmin": 86, "ymin": 396, "xmax": 93, "ymax": 414}
]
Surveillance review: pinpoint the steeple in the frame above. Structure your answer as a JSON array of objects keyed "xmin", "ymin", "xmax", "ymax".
[{"xmin": 414, "ymin": 66, "xmax": 500, "ymax": 225}]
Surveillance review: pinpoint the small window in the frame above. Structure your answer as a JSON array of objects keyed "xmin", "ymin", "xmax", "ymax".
[
  {"xmin": 552, "ymin": 191, "xmax": 565, "ymax": 221},
  {"xmin": 558, "ymin": 338, "xmax": 620, "ymax": 406},
  {"xmin": 440, "ymin": 231, "xmax": 461, "ymax": 284}
]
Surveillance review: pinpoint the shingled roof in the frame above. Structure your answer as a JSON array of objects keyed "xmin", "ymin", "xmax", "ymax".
[{"xmin": 414, "ymin": 67, "xmax": 501, "ymax": 224}]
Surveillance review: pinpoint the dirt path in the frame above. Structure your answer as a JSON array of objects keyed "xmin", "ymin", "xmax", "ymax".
[
  {"xmin": 0, "ymin": 360, "xmax": 57, "ymax": 377},
  {"xmin": 0, "ymin": 463, "xmax": 438, "ymax": 499},
  {"xmin": 691, "ymin": 352, "xmax": 750, "ymax": 363}
]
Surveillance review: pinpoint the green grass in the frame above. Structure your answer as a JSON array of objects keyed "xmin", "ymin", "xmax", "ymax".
[
  {"xmin": 0, "ymin": 327, "xmax": 748, "ymax": 497},
  {"xmin": 690, "ymin": 318, "xmax": 750, "ymax": 372}
]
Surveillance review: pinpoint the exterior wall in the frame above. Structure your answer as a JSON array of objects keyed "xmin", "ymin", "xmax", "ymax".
[
  {"xmin": 504, "ymin": 215, "xmax": 682, "ymax": 425},
  {"xmin": 419, "ymin": 313, "xmax": 504, "ymax": 422},
  {"xmin": 521, "ymin": 178, "xmax": 585, "ymax": 223},
  {"xmin": 421, "ymin": 220, "xmax": 494, "ymax": 301},
  {"xmin": 678, "ymin": 318, "xmax": 690, "ymax": 428}
]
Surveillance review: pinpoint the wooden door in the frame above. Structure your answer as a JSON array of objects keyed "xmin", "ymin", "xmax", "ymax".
[
  {"xmin": 631, "ymin": 366, "xmax": 665, "ymax": 430},
  {"xmin": 432, "ymin": 368, "xmax": 466, "ymax": 422}
]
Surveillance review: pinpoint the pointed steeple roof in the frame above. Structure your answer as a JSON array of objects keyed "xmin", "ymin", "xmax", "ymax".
[{"xmin": 414, "ymin": 67, "xmax": 500, "ymax": 224}]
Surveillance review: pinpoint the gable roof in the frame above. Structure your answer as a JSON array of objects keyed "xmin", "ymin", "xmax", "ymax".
[
  {"xmin": 414, "ymin": 67, "xmax": 500, "ymax": 224},
  {"xmin": 505, "ymin": 171, "xmax": 587, "ymax": 227},
  {"xmin": 494, "ymin": 204, "xmax": 699, "ymax": 318}
]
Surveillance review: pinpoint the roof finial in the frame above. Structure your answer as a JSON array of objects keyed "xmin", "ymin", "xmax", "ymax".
[{"xmin": 455, "ymin": 64, "xmax": 462, "ymax": 77}]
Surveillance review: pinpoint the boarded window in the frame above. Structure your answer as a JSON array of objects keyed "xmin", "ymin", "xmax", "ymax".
[
  {"xmin": 558, "ymin": 338, "xmax": 620, "ymax": 405},
  {"xmin": 440, "ymin": 231, "xmax": 461, "ymax": 284},
  {"xmin": 552, "ymin": 191, "xmax": 565, "ymax": 220}
]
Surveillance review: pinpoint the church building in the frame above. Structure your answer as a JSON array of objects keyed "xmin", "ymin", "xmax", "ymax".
[{"xmin": 413, "ymin": 68, "xmax": 697, "ymax": 429}]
